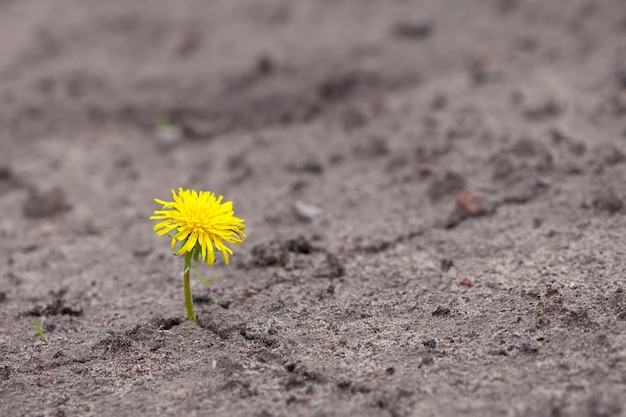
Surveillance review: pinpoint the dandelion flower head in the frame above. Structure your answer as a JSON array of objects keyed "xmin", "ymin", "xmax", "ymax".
[{"xmin": 150, "ymin": 188, "xmax": 246, "ymax": 265}]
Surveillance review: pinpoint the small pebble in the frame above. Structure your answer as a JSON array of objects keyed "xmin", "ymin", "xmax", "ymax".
[
  {"xmin": 521, "ymin": 343, "xmax": 539, "ymax": 353},
  {"xmin": 457, "ymin": 190, "xmax": 486, "ymax": 216},
  {"xmin": 432, "ymin": 306, "xmax": 450, "ymax": 316},
  {"xmin": 293, "ymin": 200, "xmax": 323, "ymax": 221},
  {"xmin": 422, "ymin": 339, "xmax": 436, "ymax": 348}
]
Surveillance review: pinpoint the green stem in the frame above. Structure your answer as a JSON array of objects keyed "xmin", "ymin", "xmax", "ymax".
[{"xmin": 183, "ymin": 251, "xmax": 195, "ymax": 321}]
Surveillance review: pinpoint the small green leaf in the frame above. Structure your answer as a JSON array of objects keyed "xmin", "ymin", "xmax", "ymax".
[
  {"xmin": 192, "ymin": 243, "xmax": 201, "ymax": 265},
  {"xmin": 173, "ymin": 239, "xmax": 185, "ymax": 254},
  {"xmin": 157, "ymin": 115, "xmax": 172, "ymax": 127},
  {"xmin": 192, "ymin": 263, "xmax": 217, "ymax": 286},
  {"xmin": 32, "ymin": 319, "xmax": 45, "ymax": 341}
]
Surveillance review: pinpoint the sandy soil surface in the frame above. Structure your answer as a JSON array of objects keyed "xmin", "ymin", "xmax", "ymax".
[{"xmin": 1, "ymin": 0, "xmax": 625, "ymax": 416}]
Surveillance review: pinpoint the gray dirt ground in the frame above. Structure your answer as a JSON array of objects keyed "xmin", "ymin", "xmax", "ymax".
[{"xmin": 0, "ymin": 0, "xmax": 625, "ymax": 416}]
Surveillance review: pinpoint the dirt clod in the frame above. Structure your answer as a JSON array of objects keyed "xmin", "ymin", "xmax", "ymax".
[
  {"xmin": 29, "ymin": 298, "xmax": 83, "ymax": 317},
  {"xmin": 0, "ymin": 366, "xmax": 11, "ymax": 381},
  {"xmin": 422, "ymin": 339, "xmax": 436, "ymax": 348},
  {"xmin": 0, "ymin": 166, "xmax": 21, "ymax": 194},
  {"xmin": 251, "ymin": 241, "xmax": 289, "ymax": 267},
  {"xmin": 155, "ymin": 317, "xmax": 182, "ymax": 330},
  {"xmin": 284, "ymin": 236, "xmax": 315, "ymax": 254},
  {"xmin": 192, "ymin": 294, "xmax": 211, "ymax": 303},
  {"xmin": 432, "ymin": 306, "xmax": 451, "ymax": 316},
  {"xmin": 314, "ymin": 253, "xmax": 344, "ymax": 279},
  {"xmin": 440, "ymin": 259, "xmax": 454, "ymax": 272},
  {"xmin": 592, "ymin": 188, "xmax": 624, "ymax": 214},
  {"xmin": 391, "ymin": 22, "xmax": 433, "ymax": 40},
  {"xmin": 520, "ymin": 343, "xmax": 539, "ymax": 353},
  {"xmin": 22, "ymin": 187, "xmax": 71, "ymax": 218}
]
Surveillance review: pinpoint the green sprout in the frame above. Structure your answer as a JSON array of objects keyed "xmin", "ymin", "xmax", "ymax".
[{"xmin": 32, "ymin": 319, "xmax": 45, "ymax": 342}]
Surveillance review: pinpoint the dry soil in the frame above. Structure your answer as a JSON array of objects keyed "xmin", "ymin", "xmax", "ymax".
[{"xmin": 0, "ymin": 1, "xmax": 625, "ymax": 416}]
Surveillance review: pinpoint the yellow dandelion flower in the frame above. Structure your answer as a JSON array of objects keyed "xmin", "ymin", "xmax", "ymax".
[
  {"xmin": 150, "ymin": 188, "xmax": 246, "ymax": 321},
  {"xmin": 151, "ymin": 188, "xmax": 246, "ymax": 266}
]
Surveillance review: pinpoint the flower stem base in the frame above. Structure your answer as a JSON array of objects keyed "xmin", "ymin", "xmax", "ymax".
[{"xmin": 183, "ymin": 252, "xmax": 196, "ymax": 321}]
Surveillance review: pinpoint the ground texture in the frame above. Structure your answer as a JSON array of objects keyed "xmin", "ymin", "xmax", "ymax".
[{"xmin": 1, "ymin": 1, "xmax": 625, "ymax": 416}]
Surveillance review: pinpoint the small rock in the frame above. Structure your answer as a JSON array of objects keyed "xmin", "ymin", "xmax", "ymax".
[
  {"xmin": 520, "ymin": 343, "xmax": 539, "ymax": 353},
  {"xmin": 422, "ymin": 339, "xmax": 436, "ymax": 348},
  {"xmin": 293, "ymin": 200, "xmax": 323, "ymax": 221},
  {"xmin": 456, "ymin": 190, "xmax": 486, "ymax": 216},
  {"xmin": 192, "ymin": 294, "xmax": 211, "ymax": 303},
  {"xmin": 155, "ymin": 317, "xmax": 182, "ymax": 330},
  {"xmin": 459, "ymin": 277, "xmax": 472, "ymax": 286},
  {"xmin": 432, "ymin": 306, "xmax": 451, "ymax": 316},
  {"xmin": 524, "ymin": 288, "xmax": 540, "ymax": 298},
  {"xmin": 440, "ymin": 259, "xmax": 454, "ymax": 272}
]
